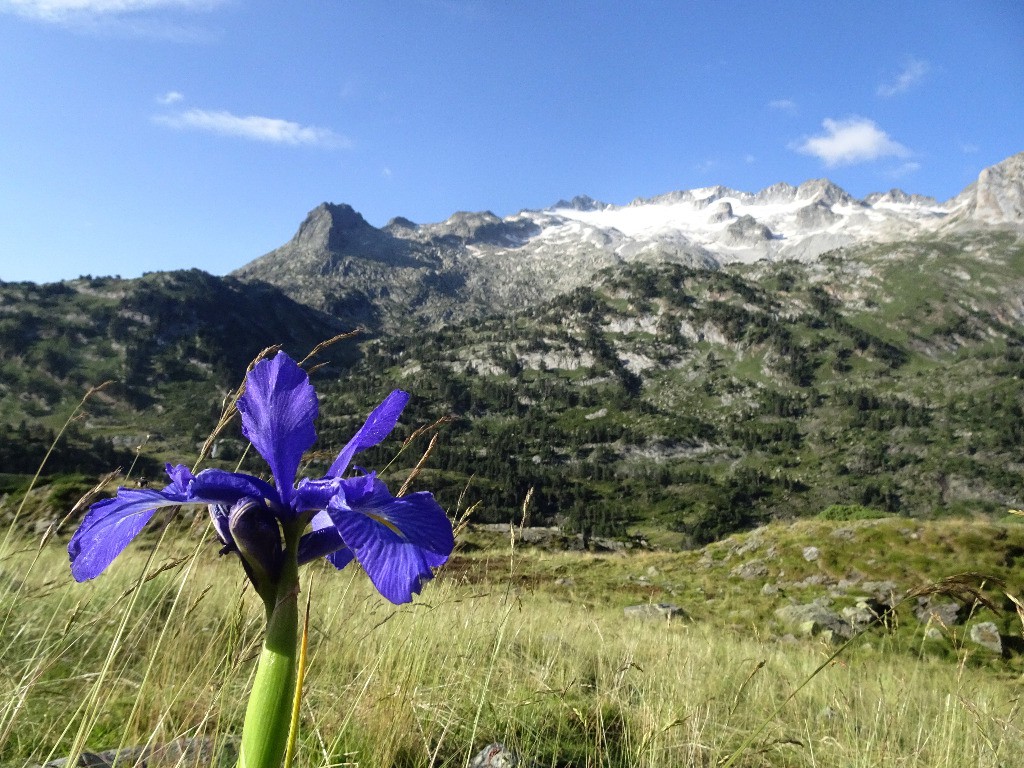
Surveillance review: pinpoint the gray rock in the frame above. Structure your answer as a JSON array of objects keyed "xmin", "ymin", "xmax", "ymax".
[
  {"xmin": 842, "ymin": 599, "xmax": 882, "ymax": 628},
  {"xmin": 760, "ymin": 583, "xmax": 779, "ymax": 596},
  {"xmin": 775, "ymin": 602, "xmax": 853, "ymax": 639},
  {"xmin": 731, "ymin": 559, "xmax": 768, "ymax": 580},
  {"xmin": 624, "ymin": 603, "xmax": 687, "ymax": 621},
  {"xmin": 469, "ymin": 743, "xmax": 521, "ymax": 767},
  {"xmin": 802, "ymin": 546, "xmax": 820, "ymax": 562},
  {"xmin": 969, "ymin": 621, "xmax": 1003, "ymax": 654},
  {"xmin": 34, "ymin": 737, "xmax": 232, "ymax": 767},
  {"xmin": 860, "ymin": 580, "xmax": 900, "ymax": 606},
  {"xmin": 915, "ymin": 598, "xmax": 962, "ymax": 627}
]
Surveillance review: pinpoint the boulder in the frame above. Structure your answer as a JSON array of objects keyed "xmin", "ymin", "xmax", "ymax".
[
  {"xmin": 469, "ymin": 743, "xmax": 522, "ymax": 767},
  {"xmin": 33, "ymin": 737, "xmax": 232, "ymax": 768},
  {"xmin": 842, "ymin": 599, "xmax": 883, "ymax": 628},
  {"xmin": 731, "ymin": 559, "xmax": 768, "ymax": 580},
  {"xmin": 914, "ymin": 598, "xmax": 962, "ymax": 627},
  {"xmin": 624, "ymin": 603, "xmax": 687, "ymax": 621},
  {"xmin": 969, "ymin": 622, "xmax": 1003, "ymax": 654},
  {"xmin": 775, "ymin": 602, "xmax": 853, "ymax": 639}
]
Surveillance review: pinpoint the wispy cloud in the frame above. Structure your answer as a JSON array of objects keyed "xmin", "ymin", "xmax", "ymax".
[
  {"xmin": 887, "ymin": 161, "xmax": 922, "ymax": 179},
  {"xmin": 877, "ymin": 57, "xmax": 929, "ymax": 97},
  {"xmin": 2, "ymin": 0, "xmax": 223, "ymax": 20},
  {"xmin": 2, "ymin": 0, "xmax": 225, "ymax": 39},
  {"xmin": 794, "ymin": 117, "xmax": 910, "ymax": 167},
  {"xmin": 153, "ymin": 107, "xmax": 352, "ymax": 148},
  {"xmin": 156, "ymin": 90, "xmax": 184, "ymax": 105},
  {"xmin": 768, "ymin": 98, "xmax": 797, "ymax": 113}
]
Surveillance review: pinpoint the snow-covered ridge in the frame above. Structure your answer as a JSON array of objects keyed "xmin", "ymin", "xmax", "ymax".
[
  {"xmin": 436, "ymin": 153, "xmax": 1018, "ymax": 267},
  {"xmin": 237, "ymin": 152, "xmax": 1024, "ymax": 324}
]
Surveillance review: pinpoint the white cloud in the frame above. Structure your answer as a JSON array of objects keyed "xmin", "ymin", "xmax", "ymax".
[
  {"xmin": 887, "ymin": 161, "xmax": 922, "ymax": 179},
  {"xmin": 153, "ymin": 107, "xmax": 351, "ymax": 148},
  {"xmin": 768, "ymin": 99, "xmax": 797, "ymax": 113},
  {"xmin": 877, "ymin": 57, "xmax": 929, "ymax": 97},
  {"xmin": 157, "ymin": 90, "xmax": 184, "ymax": 105},
  {"xmin": 794, "ymin": 117, "xmax": 910, "ymax": 167},
  {"xmin": 2, "ymin": 0, "xmax": 221, "ymax": 19}
]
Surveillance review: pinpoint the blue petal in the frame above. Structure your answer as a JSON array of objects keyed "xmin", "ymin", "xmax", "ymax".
[
  {"xmin": 236, "ymin": 352, "xmax": 318, "ymax": 506},
  {"xmin": 293, "ymin": 477, "xmax": 340, "ymax": 514},
  {"xmin": 297, "ymin": 511, "xmax": 353, "ymax": 567},
  {"xmin": 210, "ymin": 504, "xmax": 231, "ymax": 547},
  {"xmin": 327, "ymin": 390, "xmax": 409, "ymax": 478},
  {"xmin": 327, "ymin": 476, "xmax": 453, "ymax": 604},
  {"xmin": 190, "ymin": 468, "xmax": 280, "ymax": 508},
  {"xmin": 68, "ymin": 483, "xmax": 190, "ymax": 582}
]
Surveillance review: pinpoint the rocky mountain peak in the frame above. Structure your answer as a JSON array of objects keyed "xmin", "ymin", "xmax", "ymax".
[
  {"xmin": 956, "ymin": 151, "xmax": 1024, "ymax": 226},
  {"xmin": 552, "ymin": 195, "xmax": 608, "ymax": 211},
  {"xmin": 753, "ymin": 182, "xmax": 798, "ymax": 204},
  {"xmin": 385, "ymin": 216, "xmax": 418, "ymax": 232},
  {"xmin": 864, "ymin": 189, "xmax": 940, "ymax": 207},
  {"xmin": 235, "ymin": 152, "xmax": 1023, "ymax": 330},
  {"xmin": 292, "ymin": 202, "xmax": 377, "ymax": 253},
  {"xmin": 795, "ymin": 179, "xmax": 857, "ymax": 207}
]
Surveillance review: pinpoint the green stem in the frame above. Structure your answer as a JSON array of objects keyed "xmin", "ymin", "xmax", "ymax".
[{"xmin": 237, "ymin": 525, "xmax": 301, "ymax": 768}]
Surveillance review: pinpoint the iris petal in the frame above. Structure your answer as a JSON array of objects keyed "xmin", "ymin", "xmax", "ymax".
[
  {"xmin": 297, "ymin": 511, "xmax": 353, "ymax": 567},
  {"xmin": 293, "ymin": 478, "xmax": 340, "ymax": 514},
  {"xmin": 327, "ymin": 390, "xmax": 409, "ymax": 478},
  {"xmin": 190, "ymin": 468, "xmax": 279, "ymax": 508},
  {"xmin": 236, "ymin": 352, "xmax": 318, "ymax": 506},
  {"xmin": 328, "ymin": 477, "xmax": 452, "ymax": 604},
  {"xmin": 68, "ymin": 484, "xmax": 189, "ymax": 582}
]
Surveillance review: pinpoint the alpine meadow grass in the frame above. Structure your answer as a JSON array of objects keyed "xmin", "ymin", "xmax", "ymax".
[
  {"xmin": 2, "ymin": 517, "xmax": 1024, "ymax": 767},
  {"xmin": 2, "ymin": 360, "xmax": 1023, "ymax": 766}
]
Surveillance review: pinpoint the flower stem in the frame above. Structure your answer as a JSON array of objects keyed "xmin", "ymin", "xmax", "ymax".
[{"xmin": 237, "ymin": 525, "xmax": 302, "ymax": 768}]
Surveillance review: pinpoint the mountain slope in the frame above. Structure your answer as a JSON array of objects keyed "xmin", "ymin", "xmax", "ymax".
[
  {"xmin": 235, "ymin": 152, "xmax": 1024, "ymax": 329},
  {"xmin": 0, "ymin": 269, "xmax": 350, "ymax": 473}
]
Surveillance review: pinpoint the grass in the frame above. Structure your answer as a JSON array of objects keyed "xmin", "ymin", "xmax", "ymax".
[
  {"xmin": 2, "ymin": 513, "xmax": 1024, "ymax": 767},
  {"xmin": 2, "ymin": 333, "xmax": 1023, "ymax": 766}
]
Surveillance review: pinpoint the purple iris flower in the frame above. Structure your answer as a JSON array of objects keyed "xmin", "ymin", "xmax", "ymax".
[{"xmin": 68, "ymin": 351, "xmax": 454, "ymax": 604}]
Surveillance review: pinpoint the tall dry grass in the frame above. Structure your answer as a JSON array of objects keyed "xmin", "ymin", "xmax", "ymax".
[{"xmin": 1, "ymin": 523, "xmax": 1022, "ymax": 767}]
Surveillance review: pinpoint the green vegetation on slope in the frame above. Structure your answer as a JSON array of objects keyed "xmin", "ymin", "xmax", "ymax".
[{"xmin": 1, "ymin": 233, "xmax": 1023, "ymax": 546}]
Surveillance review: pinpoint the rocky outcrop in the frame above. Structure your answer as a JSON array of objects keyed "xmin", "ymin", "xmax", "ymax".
[
  {"xmin": 234, "ymin": 154, "xmax": 1023, "ymax": 329},
  {"xmin": 950, "ymin": 152, "xmax": 1024, "ymax": 227}
]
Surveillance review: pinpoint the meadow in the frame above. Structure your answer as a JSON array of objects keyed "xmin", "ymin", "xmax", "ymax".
[{"xmin": 2, "ymin": 508, "xmax": 1022, "ymax": 767}]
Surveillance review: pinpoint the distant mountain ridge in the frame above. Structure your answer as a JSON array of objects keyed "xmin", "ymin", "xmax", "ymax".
[{"xmin": 234, "ymin": 152, "xmax": 1024, "ymax": 328}]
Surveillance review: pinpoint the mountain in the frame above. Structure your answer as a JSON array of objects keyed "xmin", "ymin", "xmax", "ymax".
[
  {"xmin": 235, "ymin": 153, "xmax": 1024, "ymax": 328},
  {"xmin": 0, "ymin": 269, "xmax": 349, "ymax": 477},
  {"xmin": 3, "ymin": 155, "xmax": 1024, "ymax": 543}
]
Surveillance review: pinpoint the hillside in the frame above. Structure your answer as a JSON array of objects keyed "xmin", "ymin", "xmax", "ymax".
[
  {"xmin": 300, "ymin": 231, "xmax": 1024, "ymax": 543},
  {"xmin": 0, "ymin": 269, "xmax": 349, "ymax": 484},
  {"xmin": 1, "ymin": 164, "xmax": 1022, "ymax": 546}
]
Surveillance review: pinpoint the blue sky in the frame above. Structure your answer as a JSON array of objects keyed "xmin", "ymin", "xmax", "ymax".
[{"xmin": 1, "ymin": 1, "xmax": 1021, "ymax": 284}]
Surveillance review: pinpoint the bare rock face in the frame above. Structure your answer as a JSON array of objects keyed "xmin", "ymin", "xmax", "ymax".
[
  {"xmin": 969, "ymin": 153, "xmax": 1024, "ymax": 225},
  {"xmin": 233, "ymin": 154, "xmax": 1023, "ymax": 330},
  {"xmin": 949, "ymin": 152, "xmax": 1024, "ymax": 227}
]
